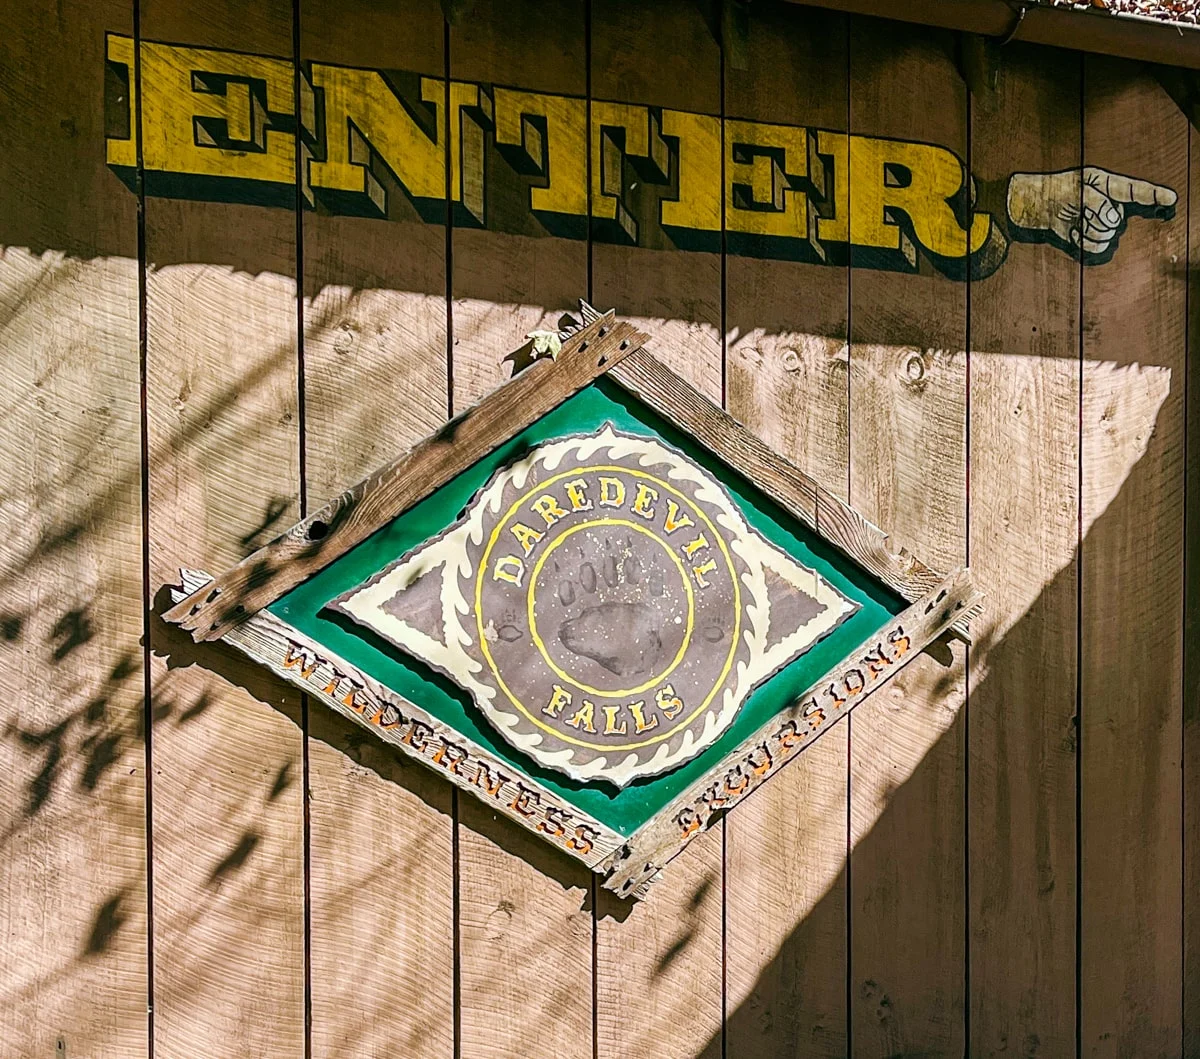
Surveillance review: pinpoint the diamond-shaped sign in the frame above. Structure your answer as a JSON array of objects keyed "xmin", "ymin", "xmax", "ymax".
[
  {"xmin": 330, "ymin": 425, "xmax": 859, "ymax": 787},
  {"xmin": 164, "ymin": 304, "xmax": 980, "ymax": 898}
]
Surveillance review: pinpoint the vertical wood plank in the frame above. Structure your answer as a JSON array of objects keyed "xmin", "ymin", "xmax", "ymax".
[
  {"xmin": 446, "ymin": 3, "xmax": 595, "ymax": 1058},
  {"xmin": 590, "ymin": 0, "xmax": 723, "ymax": 402},
  {"xmin": 1186, "ymin": 117, "xmax": 1200, "ymax": 1059},
  {"xmin": 141, "ymin": 4, "xmax": 305, "ymax": 1055},
  {"xmin": 591, "ymin": 3, "xmax": 723, "ymax": 1057},
  {"xmin": 0, "ymin": 1, "xmax": 147, "ymax": 1055},
  {"xmin": 968, "ymin": 43, "xmax": 1080, "ymax": 1057},
  {"xmin": 450, "ymin": 0, "xmax": 589, "ymax": 409},
  {"xmin": 300, "ymin": 2, "xmax": 455, "ymax": 1056},
  {"xmin": 723, "ymin": 5, "xmax": 851, "ymax": 1056},
  {"xmin": 847, "ymin": 17, "xmax": 968, "ymax": 1056},
  {"xmin": 1080, "ymin": 57, "xmax": 1186, "ymax": 1058}
]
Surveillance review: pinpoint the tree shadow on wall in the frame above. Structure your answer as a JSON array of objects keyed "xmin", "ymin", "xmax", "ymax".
[
  {"xmin": 694, "ymin": 386, "xmax": 1191, "ymax": 1058},
  {"xmin": 138, "ymin": 340, "xmax": 1197, "ymax": 1058},
  {"xmin": 0, "ymin": 232, "xmax": 1192, "ymax": 1057}
]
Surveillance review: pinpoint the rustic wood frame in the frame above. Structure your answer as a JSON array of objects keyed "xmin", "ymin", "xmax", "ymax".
[{"xmin": 163, "ymin": 307, "xmax": 982, "ymax": 897}]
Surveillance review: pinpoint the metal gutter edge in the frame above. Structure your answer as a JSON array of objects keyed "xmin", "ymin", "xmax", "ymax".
[{"xmin": 786, "ymin": 0, "xmax": 1200, "ymax": 69}]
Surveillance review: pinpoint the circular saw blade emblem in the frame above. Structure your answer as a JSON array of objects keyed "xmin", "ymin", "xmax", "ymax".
[{"xmin": 329, "ymin": 427, "xmax": 859, "ymax": 787}]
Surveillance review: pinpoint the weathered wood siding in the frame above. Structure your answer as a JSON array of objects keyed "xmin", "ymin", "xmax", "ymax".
[{"xmin": 0, "ymin": 2, "xmax": 1196, "ymax": 1056}]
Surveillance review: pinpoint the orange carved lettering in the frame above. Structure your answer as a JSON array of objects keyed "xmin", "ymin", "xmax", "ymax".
[
  {"xmin": 677, "ymin": 808, "xmax": 702, "ymax": 839},
  {"xmin": 569, "ymin": 824, "xmax": 597, "ymax": 856},
  {"xmin": 803, "ymin": 701, "xmax": 827, "ymax": 728},
  {"xmin": 403, "ymin": 719, "xmax": 433, "ymax": 751},
  {"xmin": 746, "ymin": 743, "xmax": 773, "ymax": 776},
  {"xmin": 776, "ymin": 718, "xmax": 804, "ymax": 754},
  {"xmin": 282, "ymin": 642, "xmax": 319, "ymax": 679},
  {"xmin": 432, "ymin": 738, "xmax": 467, "ymax": 773},
  {"xmin": 540, "ymin": 805, "xmax": 571, "ymax": 838},
  {"xmin": 509, "ymin": 782, "xmax": 540, "ymax": 817},
  {"xmin": 474, "ymin": 761, "xmax": 508, "ymax": 797},
  {"xmin": 844, "ymin": 668, "xmax": 866, "ymax": 696}
]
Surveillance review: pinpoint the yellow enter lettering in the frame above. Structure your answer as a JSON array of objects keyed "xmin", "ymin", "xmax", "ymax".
[
  {"xmin": 818, "ymin": 133, "xmax": 990, "ymax": 265},
  {"xmin": 726, "ymin": 119, "xmax": 812, "ymax": 242},
  {"xmin": 105, "ymin": 34, "xmax": 138, "ymax": 170},
  {"xmin": 660, "ymin": 109, "xmax": 721, "ymax": 237},
  {"xmin": 494, "ymin": 88, "xmax": 587, "ymax": 223},
  {"xmin": 138, "ymin": 41, "xmax": 296, "ymax": 186},
  {"xmin": 105, "ymin": 37, "xmax": 1011, "ymax": 274},
  {"xmin": 308, "ymin": 65, "xmax": 445, "ymax": 214}
]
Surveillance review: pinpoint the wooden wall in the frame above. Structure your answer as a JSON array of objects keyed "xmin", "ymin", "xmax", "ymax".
[{"xmin": 0, "ymin": 1, "xmax": 1196, "ymax": 1056}]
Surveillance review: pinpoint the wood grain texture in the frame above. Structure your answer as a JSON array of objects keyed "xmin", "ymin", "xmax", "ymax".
[
  {"xmin": 967, "ymin": 43, "xmax": 1081, "ymax": 1057},
  {"xmin": 1186, "ymin": 116, "xmax": 1200, "ymax": 1059},
  {"xmin": 596, "ymin": 833, "xmax": 724, "ymax": 1059},
  {"xmin": 450, "ymin": 0, "xmax": 590, "ymax": 409},
  {"xmin": 846, "ymin": 17, "xmax": 968, "ymax": 1056},
  {"xmin": 0, "ymin": 1, "xmax": 146, "ymax": 1054},
  {"xmin": 722, "ymin": 6, "xmax": 851, "ymax": 1053},
  {"xmin": 1080, "ymin": 57, "xmax": 1186, "ymax": 1058},
  {"xmin": 300, "ymin": 2, "xmax": 455, "ymax": 1055},
  {"xmin": 590, "ymin": 0, "xmax": 723, "ymax": 402},
  {"xmin": 141, "ymin": 1, "xmax": 305, "ymax": 1054},
  {"xmin": 165, "ymin": 313, "xmax": 643, "ymax": 640},
  {"xmin": 447, "ymin": 3, "xmax": 597, "ymax": 1056},
  {"xmin": 590, "ymin": 2, "xmax": 724, "ymax": 1052}
]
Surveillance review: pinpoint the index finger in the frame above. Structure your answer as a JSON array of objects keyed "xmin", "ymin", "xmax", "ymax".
[{"xmin": 1093, "ymin": 169, "xmax": 1177, "ymax": 208}]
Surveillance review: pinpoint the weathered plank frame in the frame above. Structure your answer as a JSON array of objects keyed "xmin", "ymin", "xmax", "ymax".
[
  {"xmin": 171, "ymin": 564, "xmax": 977, "ymax": 896},
  {"xmin": 170, "ymin": 568, "xmax": 628, "ymax": 867},
  {"xmin": 164, "ymin": 310, "xmax": 650, "ymax": 640},
  {"xmin": 163, "ymin": 307, "xmax": 981, "ymax": 896},
  {"xmin": 603, "ymin": 566, "xmax": 979, "ymax": 897}
]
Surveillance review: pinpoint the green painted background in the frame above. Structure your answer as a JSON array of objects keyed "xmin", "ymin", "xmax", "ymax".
[{"xmin": 270, "ymin": 378, "xmax": 902, "ymax": 836}]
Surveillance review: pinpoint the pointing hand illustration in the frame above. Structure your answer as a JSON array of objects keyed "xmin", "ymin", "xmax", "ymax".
[{"xmin": 1006, "ymin": 166, "xmax": 1176, "ymax": 258}]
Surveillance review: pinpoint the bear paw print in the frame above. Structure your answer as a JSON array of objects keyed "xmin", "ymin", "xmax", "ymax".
[{"xmin": 552, "ymin": 538, "xmax": 667, "ymax": 679}]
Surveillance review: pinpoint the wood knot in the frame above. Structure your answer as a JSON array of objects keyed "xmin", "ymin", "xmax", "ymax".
[
  {"xmin": 332, "ymin": 324, "xmax": 356, "ymax": 355},
  {"xmin": 902, "ymin": 352, "xmax": 927, "ymax": 386},
  {"xmin": 484, "ymin": 900, "xmax": 515, "ymax": 941}
]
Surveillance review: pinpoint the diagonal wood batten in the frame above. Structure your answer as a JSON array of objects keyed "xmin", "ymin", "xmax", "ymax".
[
  {"xmin": 164, "ymin": 312, "xmax": 648, "ymax": 641},
  {"xmin": 170, "ymin": 571, "xmax": 626, "ymax": 866}
]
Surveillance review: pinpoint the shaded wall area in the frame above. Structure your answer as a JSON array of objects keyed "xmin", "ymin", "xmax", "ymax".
[{"xmin": 0, "ymin": 1, "xmax": 1197, "ymax": 1057}]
